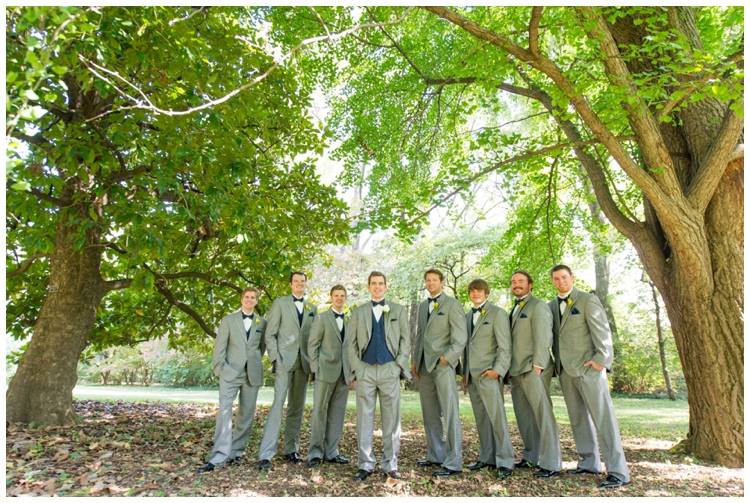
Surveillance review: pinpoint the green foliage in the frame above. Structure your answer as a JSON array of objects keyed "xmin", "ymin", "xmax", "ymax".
[{"xmin": 6, "ymin": 7, "xmax": 351, "ymax": 351}]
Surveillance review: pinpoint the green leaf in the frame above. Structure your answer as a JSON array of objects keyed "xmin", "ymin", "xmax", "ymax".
[{"xmin": 10, "ymin": 181, "xmax": 31, "ymax": 192}]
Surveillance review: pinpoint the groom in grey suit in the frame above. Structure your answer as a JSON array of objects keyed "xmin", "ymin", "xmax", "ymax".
[
  {"xmin": 508, "ymin": 270, "xmax": 561, "ymax": 478},
  {"xmin": 257, "ymin": 271, "xmax": 317, "ymax": 470},
  {"xmin": 197, "ymin": 287, "xmax": 266, "ymax": 473},
  {"xmin": 412, "ymin": 268, "xmax": 466, "ymax": 477},
  {"xmin": 549, "ymin": 264, "xmax": 630, "ymax": 489},
  {"xmin": 347, "ymin": 271, "xmax": 411, "ymax": 481},
  {"xmin": 307, "ymin": 284, "xmax": 353, "ymax": 467},
  {"xmin": 463, "ymin": 278, "xmax": 515, "ymax": 480}
]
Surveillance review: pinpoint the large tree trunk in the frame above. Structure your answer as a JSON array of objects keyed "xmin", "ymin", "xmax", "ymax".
[{"xmin": 6, "ymin": 204, "xmax": 105, "ymax": 425}]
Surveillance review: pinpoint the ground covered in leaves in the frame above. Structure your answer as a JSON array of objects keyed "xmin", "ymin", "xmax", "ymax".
[{"xmin": 6, "ymin": 400, "xmax": 743, "ymax": 496}]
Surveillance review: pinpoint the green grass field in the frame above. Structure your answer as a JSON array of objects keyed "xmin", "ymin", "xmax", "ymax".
[{"xmin": 73, "ymin": 384, "xmax": 688, "ymax": 441}]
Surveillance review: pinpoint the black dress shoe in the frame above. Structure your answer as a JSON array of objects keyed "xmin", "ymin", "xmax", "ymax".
[
  {"xmin": 386, "ymin": 470, "xmax": 401, "ymax": 480},
  {"xmin": 598, "ymin": 475, "xmax": 629, "ymax": 488},
  {"xmin": 467, "ymin": 460, "xmax": 493, "ymax": 471},
  {"xmin": 325, "ymin": 455, "xmax": 350, "ymax": 464},
  {"xmin": 227, "ymin": 456, "xmax": 244, "ymax": 466},
  {"xmin": 534, "ymin": 468, "xmax": 560, "ymax": 478},
  {"xmin": 353, "ymin": 469, "xmax": 372, "ymax": 481},
  {"xmin": 308, "ymin": 457, "xmax": 322, "ymax": 467},
  {"xmin": 417, "ymin": 458, "xmax": 441, "ymax": 467},
  {"xmin": 433, "ymin": 467, "xmax": 462, "ymax": 477},
  {"xmin": 514, "ymin": 459, "xmax": 536, "ymax": 469},
  {"xmin": 258, "ymin": 459, "xmax": 272, "ymax": 471},
  {"xmin": 285, "ymin": 452, "xmax": 302, "ymax": 464},
  {"xmin": 495, "ymin": 467, "xmax": 513, "ymax": 480},
  {"xmin": 566, "ymin": 467, "xmax": 600, "ymax": 475},
  {"xmin": 196, "ymin": 462, "xmax": 215, "ymax": 473}
]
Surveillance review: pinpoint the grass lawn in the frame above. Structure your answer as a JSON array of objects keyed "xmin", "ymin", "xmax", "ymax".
[{"xmin": 73, "ymin": 384, "xmax": 688, "ymax": 441}]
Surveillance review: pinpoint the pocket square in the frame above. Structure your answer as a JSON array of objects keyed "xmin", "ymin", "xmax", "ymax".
[
  {"xmin": 390, "ymin": 318, "xmax": 397, "ymax": 322},
  {"xmin": 482, "ymin": 321, "xmax": 490, "ymax": 325},
  {"xmin": 520, "ymin": 313, "xmax": 528, "ymax": 319},
  {"xmin": 256, "ymin": 328, "xmax": 262, "ymax": 332},
  {"xmin": 571, "ymin": 307, "xmax": 580, "ymax": 315},
  {"xmin": 308, "ymin": 312, "xmax": 314, "ymax": 317},
  {"xmin": 437, "ymin": 312, "xmax": 445, "ymax": 316}
]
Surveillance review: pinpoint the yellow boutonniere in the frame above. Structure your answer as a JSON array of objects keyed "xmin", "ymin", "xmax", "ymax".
[
  {"xmin": 565, "ymin": 298, "xmax": 573, "ymax": 307},
  {"xmin": 433, "ymin": 302, "xmax": 439, "ymax": 312},
  {"xmin": 480, "ymin": 308, "xmax": 487, "ymax": 317}
]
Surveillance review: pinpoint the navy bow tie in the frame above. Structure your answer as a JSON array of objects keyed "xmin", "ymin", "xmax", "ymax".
[
  {"xmin": 371, "ymin": 300, "xmax": 385, "ymax": 306},
  {"xmin": 472, "ymin": 307, "xmax": 482, "ymax": 313},
  {"xmin": 242, "ymin": 313, "xmax": 254, "ymax": 320},
  {"xmin": 514, "ymin": 298, "xmax": 522, "ymax": 305},
  {"xmin": 292, "ymin": 296, "xmax": 304, "ymax": 303},
  {"xmin": 558, "ymin": 296, "xmax": 568, "ymax": 305},
  {"xmin": 333, "ymin": 312, "xmax": 345, "ymax": 319},
  {"xmin": 428, "ymin": 296, "xmax": 440, "ymax": 303}
]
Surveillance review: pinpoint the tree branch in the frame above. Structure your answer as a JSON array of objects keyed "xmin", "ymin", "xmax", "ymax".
[
  {"xmin": 156, "ymin": 270, "xmax": 243, "ymax": 293},
  {"xmin": 686, "ymin": 104, "xmax": 744, "ymax": 212},
  {"xmin": 154, "ymin": 278, "xmax": 215, "ymax": 337},
  {"xmin": 423, "ymin": 6, "xmax": 677, "ymax": 223},
  {"xmin": 7, "ymin": 178, "xmax": 71, "ymax": 206},
  {"xmin": 7, "ymin": 253, "xmax": 47, "ymax": 277},
  {"xmin": 528, "ymin": 7, "xmax": 543, "ymax": 56},
  {"xmin": 407, "ymin": 134, "xmax": 633, "ymax": 226},
  {"xmin": 81, "ymin": 8, "xmax": 414, "ymax": 120},
  {"xmin": 575, "ymin": 7, "xmax": 683, "ymax": 198}
]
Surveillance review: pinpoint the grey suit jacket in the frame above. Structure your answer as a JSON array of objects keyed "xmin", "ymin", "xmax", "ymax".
[
  {"xmin": 414, "ymin": 294, "xmax": 467, "ymax": 372},
  {"xmin": 308, "ymin": 309, "xmax": 353, "ymax": 385},
  {"xmin": 264, "ymin": 295, "xmax": 317, "ymax": 373},
  {"xmin": 213, "ymin": 310, "xmax": 266, "ymax": 386},
  {"xmin": 347, "ymin": 300, "xmax": 412, "ymax": 380},
  {"xmin": 549, "ymin": 288, "xmax": 613, "ymax": 377},
  {"xmin": 463, "ymin": 302, "xmax": 511, "ymax": 381},
  {"xmin": 509, "ymin": 295, "xmax": 553, "ymax": 376}
]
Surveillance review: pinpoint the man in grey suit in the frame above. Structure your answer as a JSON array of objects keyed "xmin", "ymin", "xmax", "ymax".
[
  {"xmin": 307, "ymin": 284, "xmax": 352, "ymax": 468},
  {"xmin": 257, "ymin": 271, "xmax": 317, "ymax": 470},
  {"xmin": 463, "ymin": 279, "xmax": 515, "ymax": 479},
  {"xmin": 198, "ymin": 287, "xmax": 266, "ymax": 473},
  {"xmin": 508, "ymin": 270, "xmax": 561, "ymax": 478},
  {"xmin": 347, "ymin": 271, "xmax": 411, "ymax": 481},
  {"xmin": 412, "ymin": 268, "xmax": 466, "ymax": 477},
  {"xmin": 549, "ymin": 264, "xmax": 630, "ymax": 488}
]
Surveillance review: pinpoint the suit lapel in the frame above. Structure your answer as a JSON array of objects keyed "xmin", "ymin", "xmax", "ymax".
[
  {"xmin": 471, "ymin": 307, "xmax": 487, "ymax": 338},
  {"xmin": 232, "ymin": 311, "xmax": 245, "ymax": 343},
  {"xmin": 510, "ymin": 297, "xmax": 528, "ymax": 330},
  {"xmin": 326, "ymin": 310, "xmax": 341, "ymax": 340},
  {"xmin": 560, "ymin": 289, "xmax": 577, "ymax": 329},
  {"xmin": 364, "ymin": 304, "xmax": 372, "ymax": 340},
  {"xmin": 425, "ymin": 299, "xmax": 438, "ymax": 330},
  {"xmin": 285, "ymin": 296, "xmax": 300, "ymax": 329}
]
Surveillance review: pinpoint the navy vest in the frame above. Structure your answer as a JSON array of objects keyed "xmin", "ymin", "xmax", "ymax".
[{"xmin": 362, "ymin": 310, "xmax": 394, "ymax": 365}]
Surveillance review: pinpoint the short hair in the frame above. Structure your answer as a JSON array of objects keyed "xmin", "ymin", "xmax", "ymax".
[
  {"xmin": 468, "ymin": 278, "xmax": 490, "ymax": 295},
  {"xmin": 329, "ymin": 284, "xmax": 347, "ymax": 296},
  {"xmin": 368, "ymin": 271, "xmax": 387, "ymax": 285},
  {"xmin": 289, "ymin": 271, "xmax": 307, "ymax": 282},
  {"xmin": 423, "ymin": 268, "xmax": 444, "ymax": 282},
  {"xmin": 550, "ymin": 264, "xmax": 573, "ymax": 276},
  {"xmin": 241, "ymin": 287, "xmax": 259, "ymax": 297},
  {"xmin": 511, "ymin": 270, "xmax": 533, "ymax": 284}
]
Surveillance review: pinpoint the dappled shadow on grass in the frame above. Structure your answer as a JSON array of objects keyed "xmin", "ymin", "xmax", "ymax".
[{"xmin": 5, "ymin": 400, "xmax": 742, "ymax": 496}]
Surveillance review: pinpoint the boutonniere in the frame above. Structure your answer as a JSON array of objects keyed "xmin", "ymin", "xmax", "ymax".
[
  {"xmin": 480, "ymin": 308, "xmax": 487, "ymax": 317},
  {"xmin": 566, "ymin": 298, "xmax": 573, "ymax": 307},
  {"xmin": 383, "ymin": 304, "xmax": 391, "ymax": 314},
  {"xmin": 342, "ymin": 305, "xmax": 352, "ymax": 321}
]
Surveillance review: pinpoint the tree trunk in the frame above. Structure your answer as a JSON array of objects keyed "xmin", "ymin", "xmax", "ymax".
[
  {"xmin": 648, "ymin": 279, "xmax": 676, "ymax": 400},
  {"xmin": 6, "ymin": 204, "xmax": 105, "ymax": 425}
]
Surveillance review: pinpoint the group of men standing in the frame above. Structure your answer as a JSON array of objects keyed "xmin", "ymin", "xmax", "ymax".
[{"xmin": 197, "ymin": 266, "xmax": 630, "ymax": 489}]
